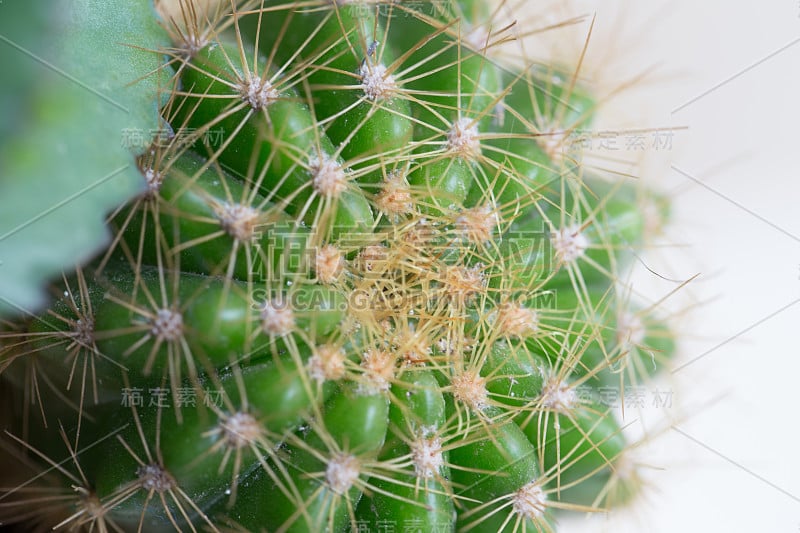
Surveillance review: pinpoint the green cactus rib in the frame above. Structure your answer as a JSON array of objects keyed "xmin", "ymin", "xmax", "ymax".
[
  {"xmin": 174, "ymin": 37, "xmax": 376, "ymax": 240},
  {"xmin": 0, "ymin": 2, "xmax": 678, "ymax": 532}
]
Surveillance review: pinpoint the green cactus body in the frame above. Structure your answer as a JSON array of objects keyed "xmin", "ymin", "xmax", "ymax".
[
  {"xmin": 356, "ymin": 370, "xmax": 455, "ymax": 531},
  {"xmin": 0, "ymin": 1, "xmax": 678, "ymax": 532}
]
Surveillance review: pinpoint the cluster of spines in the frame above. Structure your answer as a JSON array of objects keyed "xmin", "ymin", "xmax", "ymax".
[{"xmin": 0, "ymin": 1, "xmax": 677, "ymax": 532}]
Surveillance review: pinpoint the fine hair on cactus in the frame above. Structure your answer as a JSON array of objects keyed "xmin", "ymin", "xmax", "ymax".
[{"xmin": 0, "ymin": 1, "xmax": 682, "ymax": 532}]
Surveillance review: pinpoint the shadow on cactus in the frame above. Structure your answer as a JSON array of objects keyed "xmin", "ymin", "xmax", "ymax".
[{"xmin": 0, "ymin": 1, "xmax": 683, "ymax": 531}]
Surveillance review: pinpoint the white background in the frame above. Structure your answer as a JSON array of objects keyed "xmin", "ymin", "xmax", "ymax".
[{"xmin": 501, "ymin": 0, "xmax": 800, "ymax": 531}]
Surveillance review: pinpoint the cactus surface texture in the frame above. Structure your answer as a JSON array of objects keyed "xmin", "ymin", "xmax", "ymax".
[{"xmin": 0, "ymin": 1, "xmax": 676, "ymax": 532}]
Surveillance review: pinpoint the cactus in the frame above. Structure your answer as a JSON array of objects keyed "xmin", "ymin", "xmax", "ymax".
[{"xmin": 0, "ymin": 1, "xmax": 677, "ymax": 531}]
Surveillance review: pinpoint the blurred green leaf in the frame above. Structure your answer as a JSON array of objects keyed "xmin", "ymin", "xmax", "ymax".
[{"xmin": 0, "ymin": 0, "xmax": 170, "ymax": 317}]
